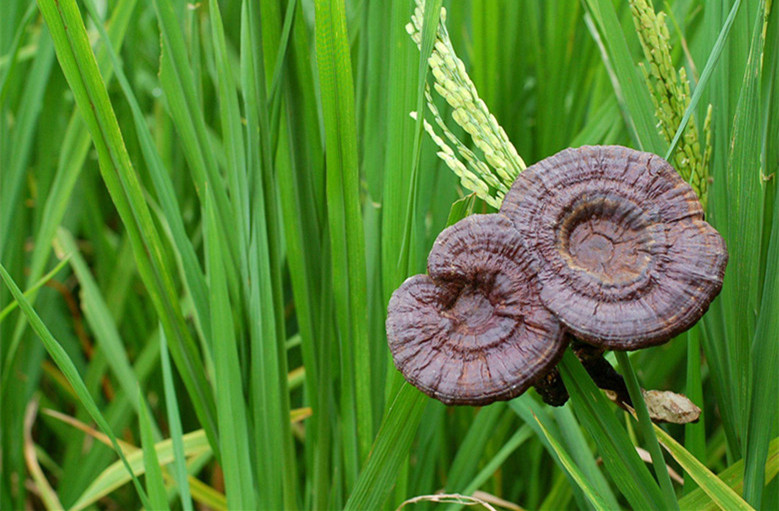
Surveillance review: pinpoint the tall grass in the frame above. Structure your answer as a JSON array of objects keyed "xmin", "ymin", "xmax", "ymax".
[{"xmin": 1, "ymin": 0, "xmax": 777, "ymax": 509}]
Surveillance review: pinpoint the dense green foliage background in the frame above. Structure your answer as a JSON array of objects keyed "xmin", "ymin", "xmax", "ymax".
[{"xmin": 1, "ymin": 0, "xmax": 777, "ymax": 509}]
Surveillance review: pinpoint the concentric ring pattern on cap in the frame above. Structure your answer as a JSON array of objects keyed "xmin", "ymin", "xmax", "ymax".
[
  {"xmin": 386, "ymin": 214, "xmax": 566, "ymax": 405},
  {"xmin": 499, "ymin": 145, "xmax": 728, "ymax": 350}
]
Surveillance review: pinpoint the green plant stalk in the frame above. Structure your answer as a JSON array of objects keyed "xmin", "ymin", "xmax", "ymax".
[
  {"xmin": 36, "ymin": 0, "xmax": 218, "ymax": 450},
  {"xmin": 684, "ymin": 327, "xmax": 706, "ymax": 494},
  {"xmin": 241, "ymin": 2, "xmax": 299, "ymax": 507},
  {"xmin": 156, "ymin": 329, "xmax": 194, "ymax": 511},
  {"xmin": 138, "ymin": 392, "xmax": 170, "ymax": 511},
  {"xmin": 615, "ymin": 351, "xmax": 679, "ymax": 510},
  {"xmin": 314, "ymin": 0, "xmax": 373, "ymax": 483},
  {"xmin": 559, "ymin": 350, "xmax": 665, "ymax": 510}
]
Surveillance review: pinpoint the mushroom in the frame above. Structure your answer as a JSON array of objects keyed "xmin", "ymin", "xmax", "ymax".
[
  {"xmin": 386, "ymin": 214, "xmax": 566, "ymax": 405},
  {"xmin": 500, "ymin": 145, "xmax": 728, "ymax": 349}
]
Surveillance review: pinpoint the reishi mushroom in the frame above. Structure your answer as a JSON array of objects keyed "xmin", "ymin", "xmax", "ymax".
[
  {"xmin": 386, "ymin": 214, "xmax": 566, "ymax": 405},
  {"xmin": 386, "ymin": 144, "xmax": 728, "ymax": 407},
  {"xmin": 500, "ymin": 145, "xmax": 728, "ymax": 350}
]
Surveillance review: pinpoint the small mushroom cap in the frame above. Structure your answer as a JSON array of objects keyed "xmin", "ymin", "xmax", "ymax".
[
  {"xmin": 386, "ymin": 214, "xmax": 566, "ymax": 405},
  {"xmin": 500, "ymin": 145, "xmax": 728, "ymax": 349}
]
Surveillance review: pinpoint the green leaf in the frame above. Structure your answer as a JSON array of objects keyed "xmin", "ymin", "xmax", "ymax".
[
  {"xmin": 582, "ymin": 0, "xmax": 668, "ymax": 154},
  {"xmin": 344, "ymin": 384, "xmax": 427, "ymax": 511},
  {"xmin": 559, "ymin": 350, "xmax": 665, "ymax": 510},
  {"xmin": 70, "ymin": 429, "xmax": 210, "ymax": 510},
  {"xmin": 0, "ymin": 262, "xmax": 151, "ymax": 510},
  {"xmin": 314, "ymin": 0, "xmax": 373, "ymax": 483},
  {"xmin": 533, "ymin": 411, "xmax": 613, "ymax": 510},
  {"xmin": 654, "ymin": 423, "xmax": 754, "ymax": 511},
  {"xmin": 138, "ymin": 392, "xmax": 170, "ymax": 511}
]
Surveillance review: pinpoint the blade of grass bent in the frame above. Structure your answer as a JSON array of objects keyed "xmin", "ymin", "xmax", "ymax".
[
  {"xmin": 534, "ymin": 413, "xmax": 613, "ymax": 511},
  {"xmin": 0, "ymin": 262, "xmax": 151, "ymax": 509},
  {"xmin": 552, "ymin": 405, "xmax": 620, "ymax": 509},
  {"xmin": 654, "ymin": 423, "xmax": 754, "ymax": 511},
  {"xmin": 0, "ymin": 257, "xmax": 69, "ymax": 323},
  {"xmin": 70, "ymin": 427, "xmax": 210, "ymax": 510},
  {"xmin": 678, "ymin": 436, "xmax": 779, "ymax": 510},
  {"xmin": 509, "ymin": 393, "xmax": 608, "ymax": 511}
]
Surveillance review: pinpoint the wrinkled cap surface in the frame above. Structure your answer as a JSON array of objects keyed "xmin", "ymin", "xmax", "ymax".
[
  {"xmin": 500, "ymin": 145, "xmax": 728, "ymax": 349},
  {"xmin": 386, "ymin": 214, "xmax": 566, "ymax": 405}
]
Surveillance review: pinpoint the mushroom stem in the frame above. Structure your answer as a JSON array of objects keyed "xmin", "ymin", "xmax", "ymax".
[
  {"xmin": 573, "ymin": 341, "xmax": 633, "ymax": 409},
  {"xmin": 533, "ymin": 340, "xmax": 632, "ymax": 409}
]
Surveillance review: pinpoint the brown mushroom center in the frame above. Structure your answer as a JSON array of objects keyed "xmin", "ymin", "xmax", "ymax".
[
  {"xmin": 446, "ymin": 285, "xmax": 495, "ymax": 332},
  {"xmin": 558, "ymin": 194, "xmax": 655, "ymax": 286}
]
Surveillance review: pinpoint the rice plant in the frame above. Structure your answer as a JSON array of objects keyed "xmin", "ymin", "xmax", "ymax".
[{"xmin": 0, "ymin": 0, "xmax": 777, "ymax": 509}]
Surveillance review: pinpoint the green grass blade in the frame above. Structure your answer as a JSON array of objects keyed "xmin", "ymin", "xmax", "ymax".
[
  {"xmin": 0, "ymin": 28, "xmax": 53, "ymax": 262},
  {"xmin": 615, "ymin": 352, "xmax": 678, "ymax": 510},
  {"xmin": 533, "ymin": 411, "xmax": 613, "ymax": 511},
  {"xmin": 654, "ymin": 423, "xmax": 754, "ymax": 511},
  {"xmin": 678, "ymin": 436, "xmax": 779, "ymax": 510},
  {"xmin": 138, "ymin": 392, "xmax": 170, "ymax": 511},
  {"xmin": 204, "ymin": 193, "xmax": 255, "ymax": 510},
  {"xmin": 158, "ymin": 328, "xmax": 195, "ymax": 511},
  {"xmin": 242, "ymin": 2, "xmax": 299, "ymax": 507},
  {"xmin": 684, "ymin": 326, "xmax": 707, "ymax": 494},
  {"xmin": 70, "ymin": 428, "xmax": 210, "ymax": 510},
  {"xmin": 725, "ymin": 0, "xmax": 767, "ymax": 422},
  {"xmin": 382, "ymin": 0, "xmax": 422, "ymax": 303},
  {"xmin": 344, "ymin": 384, "xmax": 427, "ymax": 511},
  {"xmin": 510, "ymin": 393, "xmax": 615, "ymax": 511},
  {"xmin": 460, "ymin": 424, "xmax": 533, "ymax": 497},
  {"xmin": 552, "ymin": 405, "xmax": 621, "ymax": 509},
  {"xmin": 743, "ymin": 113, "xmax": 779, "ymax": 504},
  {"xmin": 77, "ymin": 0, "xmax": 211, "ymax": 342},
  {"xmin": 397, "ymin": 0, "xmax": 442, "ymax": 275},
  {"xmin": 314, "ymin": 0, "xmax": 373, "ymax": 479},
  {"xmin": 0, "ymin": 257, "xmax": 69, "ymax": 322},
  {"xmin": 582, "ymin": 0, "xmax": 668, "ymax": 154},
  {"xmin": 665, "ymin": 0, "xmax": 742, "ymax": 160},
  {"xmin": 0, "ymin": 262, "xmax": 151, "ymax": 510},
  {"xmin": 559, "ymin": 350, "xmax": 665, "ymax": 510},
  {"xmin": 36, "ymin": 0, "xmax": 218, "ymax": 448},
  {"xmin": 445, "ymin": 404, "xmax": 505, "ymax": 492},
  {"xmin": 56, "ymin": 228, "xmax": 142, "ymax": 415}
]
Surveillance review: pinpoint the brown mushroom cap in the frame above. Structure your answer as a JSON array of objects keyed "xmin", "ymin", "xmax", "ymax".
[
  {"xmin": 386, "ymin": 214, "xmax": 566, "ymax": 405},
  {"xmin": 500, "ymin": 145, "xmax": 728, "ymax": 349}
]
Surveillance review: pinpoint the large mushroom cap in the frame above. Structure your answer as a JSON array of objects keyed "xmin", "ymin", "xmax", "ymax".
[
  {"xmin": 386, "ymin": 214, "xmax": 566, "ymax": 405},
  {"xmin": 500, "ymin": 145, "xmax": 728, "ymax": 350}
]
